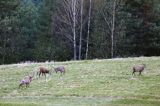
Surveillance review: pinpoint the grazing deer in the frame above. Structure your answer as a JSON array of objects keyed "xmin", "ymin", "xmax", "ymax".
[
  {"xmin": 132, "ymin": 64, "xmax": 146, "ymax": 75},
  {"xmin": 54, "ymin": 66, "xmax": 65, "ymax": 76},
  {"xmin": 38, "ymin": 67, "xmax": 51, "ymax": 77},
  {"xmin": 19, "ymin": 76, "xmax": 33, "ymax": 89}
]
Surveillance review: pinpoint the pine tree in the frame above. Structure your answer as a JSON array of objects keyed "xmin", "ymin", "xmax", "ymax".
[
  {"xmin": 121, "ymin": 0, "xmax": 160, "ymax": 56},
  {"xmin": 0, "ymin": 0, "xmax": 20, "ymax": 64}
]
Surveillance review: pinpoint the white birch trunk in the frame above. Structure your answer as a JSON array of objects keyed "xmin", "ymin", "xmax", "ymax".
[{"xmin": 73, "ymin": 0, "xmax": 77, "ymax": 60}]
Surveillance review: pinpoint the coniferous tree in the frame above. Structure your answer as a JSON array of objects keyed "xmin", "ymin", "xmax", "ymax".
[
  {"xmin": 18, "ymin": 0, "xmax": 39, "ymax": 61},
  {"xmin": 0, "ymin": 0, "xmax": 20, "ymax": 64},
  {"xmin": 120, "ymin": 0, "xmax": 160, "ymax": 56}
]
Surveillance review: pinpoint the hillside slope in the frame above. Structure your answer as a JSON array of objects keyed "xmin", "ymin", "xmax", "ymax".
[{"xmin": 0, "ymin": 57, "xmax": 160, "ymax": 106}]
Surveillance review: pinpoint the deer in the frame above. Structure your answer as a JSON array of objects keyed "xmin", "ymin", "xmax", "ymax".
[
  {"xmin": 38, "ymin": 67, "xmax": 51, "ymax": 77},
  {"xmin": 19, "ymin": 75, "xmax": 33, "ymax": 89},
  {"xmin": 132, "ymin": 64, "xmax": 146, "ymax": 75},
  {"xmin": 54, "ymin": 66, "xmax": 65, "ymax": 76}
]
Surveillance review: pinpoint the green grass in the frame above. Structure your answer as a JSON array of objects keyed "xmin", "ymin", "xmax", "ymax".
[{"xmin": 0, "ymin": 57, "xmax": 160, "ymax": 106}]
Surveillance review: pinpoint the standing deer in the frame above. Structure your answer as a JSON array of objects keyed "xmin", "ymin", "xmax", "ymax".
[
  {"xmin": 19, "ymin": 76, "xmax": 33, "ymax": 89},
  {"xmin": 38, "ymin": 67, "xmax": 51, "ymax": 77},
  {"xmin": 54, "ymin": 66, "xmax": 65, "ymax": 76},
  {"xmin": 132, "ymin": 64, "xmax": 146, "ymax": 75}
]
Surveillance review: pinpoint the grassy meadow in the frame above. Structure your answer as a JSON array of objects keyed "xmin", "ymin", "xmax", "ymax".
[{"xmin": 0, "ymin": 57, "xmax": 160, "ymax": 106}]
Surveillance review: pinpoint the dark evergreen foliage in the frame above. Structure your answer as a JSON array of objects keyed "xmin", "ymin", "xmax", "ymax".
[{"xmin": 0, "ymin": 0, "xmax": 160, "ymax": 64}]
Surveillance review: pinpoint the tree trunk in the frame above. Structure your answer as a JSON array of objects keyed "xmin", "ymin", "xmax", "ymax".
[
  {"xmin": 79, "ymin": 0, "xmax": 83, "ymax": 60},
  {"xmin": 73, "ymin": 0, "xmax": 77, "ymax": 60},
  {"xmin": 85, "ymin": 0, "xmax": 92, "ymax": 59},
  {"xmin": 111, "ymin": 0, "xmax": 116, "ymax": 58}
]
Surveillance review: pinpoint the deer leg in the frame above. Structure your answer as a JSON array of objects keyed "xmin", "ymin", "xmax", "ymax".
[
  {"xmin": 25, "ymin": 84, "xmax": 27, "ymax": 88},
  {"xmin": 19, "ymin": 83, "xmax": 22, "ymax": 89},
  {"xmin": 132, "ymin": 71, "xmax": 135, "ymax": 76},
  {"xmin": 139, "ymin": 71, "xmax": 142, "ymax": 75},
  {"xmin": 39, "ymin": 72, "xmax": 41, "ymax": 77},
  {"xmin": 60, "ymin": 72, "xmax": 62, "ymax": 76},
  {"xmin": 26, "ymin": 83, "xmax": 30, "ymax": 88},
  {"xmin": 132, "ymin": 71, "xmax": 134, "ymax": 75},
  {"xmin": 37, "ymin": 71, "xmax": 39, "ymax": 77}
]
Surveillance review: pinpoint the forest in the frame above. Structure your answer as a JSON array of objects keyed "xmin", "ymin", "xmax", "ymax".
[{"xmin": 0, "ymin": 0, "xmax": 160, "ymax": 64}]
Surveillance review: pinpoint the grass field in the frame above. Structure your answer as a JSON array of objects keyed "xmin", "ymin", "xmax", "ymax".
[{"xmin": 0, "ymin": 57, "xmax": 160, "ymax": 106}]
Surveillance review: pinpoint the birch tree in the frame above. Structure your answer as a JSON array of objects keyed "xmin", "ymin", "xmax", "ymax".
[
  {"xmin": 78, "ymin": 0, "xmax": 84, "ymax": 60},
  {"xmin": 111, "ymin": 0, "xmax": 116, "ymax": 58},
  {"xmin": 55, "ymin": 0, "xmax": 79, "ymax": 60},
  {"xmin": 100, "ymin": 0, "xmax": 119, "ymax": 58},
  {"xmin": 85, "ymin": 0, "xmax": 92, "ymax": 59},
  {"xmin": 73, "ymin": 0, "xmax": 77, "ymax": 60}
]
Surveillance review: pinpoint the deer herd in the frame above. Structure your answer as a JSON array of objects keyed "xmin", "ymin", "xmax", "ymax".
[
  {"xmin": 19, "ymin": 65, "xmax": 65, "ymax": 89},
  {"xmin": 19, "ymin": 63, "xmax": 146, "ymax": 89}
]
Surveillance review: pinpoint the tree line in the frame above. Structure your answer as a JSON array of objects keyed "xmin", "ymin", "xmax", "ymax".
[{"xmin": 0, "ymin": 0, "xmax": 160, "ymax": 64}]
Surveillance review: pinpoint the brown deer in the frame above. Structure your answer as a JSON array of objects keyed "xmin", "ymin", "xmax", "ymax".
[{"xmin": 38, "ymin": 67, "xmax": 51, "ymax": 77}]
